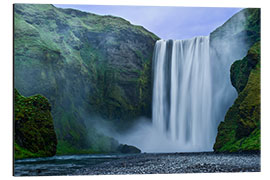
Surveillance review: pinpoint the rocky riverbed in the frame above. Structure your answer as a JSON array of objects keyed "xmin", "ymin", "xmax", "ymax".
[
  {"xmin": 74, "ymin": 152, "xmax": 260, "ymax": 175},
  {"xmin": 14, "ymin": 152, "xmax": 260, "ymax": 176}
]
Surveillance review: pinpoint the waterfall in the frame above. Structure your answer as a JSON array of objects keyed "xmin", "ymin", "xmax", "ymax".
[{"xmin": 152, "ymin": 36, "xmax": 219, "ymax": 151}]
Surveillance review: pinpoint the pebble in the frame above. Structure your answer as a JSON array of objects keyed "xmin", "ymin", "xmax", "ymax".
[{"xmin": 73, "ymin": 152, "xmax": 260, "ymax": 175}]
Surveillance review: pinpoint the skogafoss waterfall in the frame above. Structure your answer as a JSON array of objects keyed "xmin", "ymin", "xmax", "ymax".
[
  {"xmin": 119, "ymin": 36, "xmax": 238, "ymax": 152},
  {"xmin": 152, "ymin": 36, "xmax": 217, "ymax": 151}
]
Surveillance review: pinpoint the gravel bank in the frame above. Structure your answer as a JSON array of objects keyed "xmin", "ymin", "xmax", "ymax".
[{"xmin": 73, "ymin": 152, "xmax": 260, "ymax": 175}]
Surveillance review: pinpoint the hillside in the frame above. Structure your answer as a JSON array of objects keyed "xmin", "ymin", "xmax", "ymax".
[{"xmin": 14, "ymin": 4, "xmax": 159, "ymax": 154}]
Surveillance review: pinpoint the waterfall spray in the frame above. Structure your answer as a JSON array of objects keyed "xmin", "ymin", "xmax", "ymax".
[{"xmin": 117, "ymin": 36, "xmax": 240, "ymax": 153}]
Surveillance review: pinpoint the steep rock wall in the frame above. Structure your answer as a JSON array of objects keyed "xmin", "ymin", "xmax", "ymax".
[
  {"xmin": 214, "ymin": 42, "xmax": 260, "ymax": 152},
  {"xmin": 14, "ymin": 4, "xmax": 158, "ymax": 154}
]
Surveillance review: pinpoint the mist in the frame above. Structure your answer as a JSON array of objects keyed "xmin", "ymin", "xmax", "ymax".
[
  {"xmin": 97, "ymin": 9, "xmax": 253, "ymax": 153},
  {"xmin": 210, "ymin": 9, "xmax": 251, "ymax": 137},
  {"xmin": 113, "ymin": 117, "xmax": 212, "ymax": 153}
]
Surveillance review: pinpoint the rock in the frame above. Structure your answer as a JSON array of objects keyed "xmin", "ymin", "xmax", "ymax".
[
  {"xmin": 214, "ymin": 42, "xmax": 260, "ymax": 152},
  {"xmin": 210, "ymin": 8, "xmax": 260, "ymax": 58},
  {"xmin": 230, "ymin": 41, "xmax": 260, "ymax": 93},
  {"xmin": 14, "ymin": 4, "xmax": 158, "ymax": 154},
  {"xmin": 117, "ymin": 144, "xmax": 141, "ymax": 154},
  {"xmin": 14, "ymin": 89, "xmax": 57, "ymax": 159},
  {"xmin": 211, "ymin": 8, "xmax": 261, "ymax": 153}
]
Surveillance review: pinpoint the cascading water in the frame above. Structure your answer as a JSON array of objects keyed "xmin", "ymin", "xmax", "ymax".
[
  {"xmin": 118, "ymin": 36, "xmax": 240, "ymax": 153},
  {"xmin": 152, "ymin": 36, "xmax": 218, "ymax": 151},
  {"xmin": 116, "ymin": 12, "xmax": 250, "ymax": 152}
]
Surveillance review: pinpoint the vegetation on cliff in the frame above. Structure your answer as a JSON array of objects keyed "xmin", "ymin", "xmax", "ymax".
[
  {"xmin": 210, "ymin": 8, "xmax": 260, "ymax": 50},
  {"xmin": 210, "ymin": 8, "xmax": 260, "ymax": 152},
  {"xmin": 214, "ymin": 42, "xmax": 260, "ymax": 152},
  {"xmin": 14, "ymin": 89, "xmax": 57, "ymax": 159},
  {"xmin": 14, "ymin": 4, "xmax": 158, "ymax": 154},
  {"xmin": 230, "ymin": 41, "xmax": 261, "ymax": 93}
]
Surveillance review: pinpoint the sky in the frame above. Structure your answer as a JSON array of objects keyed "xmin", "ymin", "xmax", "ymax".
[{"xmin": 55, "ymin": 4, "xmax": 241, "ymax": 40}]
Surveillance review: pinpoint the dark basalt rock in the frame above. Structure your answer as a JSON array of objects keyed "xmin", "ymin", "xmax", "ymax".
[{"xmin": 117, "ymin": 144, "xmax": 141, "ymax": 154}]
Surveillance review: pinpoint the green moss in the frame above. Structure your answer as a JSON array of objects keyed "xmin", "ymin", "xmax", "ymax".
[
  {"xmin": 56, "ymin": 140, "xmax": 98, "ymax": 155},
  {"xmin": 89, "ymin": 67, "xmax": 131, "ymax": 121},
  {"xmin": 214, "ymin": 42, "xmax": 260, "ymax": 152},
  {"xmin": 244, "ymin": 8, "xmax": 261, "ymax": 44},
  {"xmin": 14, "ymin": 89, "xmax": 57, "ymax": 159},
  {"xmin": 231, "ymin": 42, "xmax": 260, "ymax": 93},
  {"xmin": 14, "ymin": 143, "xmax": 42, "ymax": 159},
  {"xmin": 137, "ymin": 59, "xmax": 153, "ymax": 117},
  {"xmin": 56, "ymin": 126, "xmax": 120, "ymax": 155}
]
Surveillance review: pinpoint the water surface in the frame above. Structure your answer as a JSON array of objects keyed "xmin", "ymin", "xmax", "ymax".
[{"xmin": 14, "ymin": 154, "xmax": 134, "ymax": 176}]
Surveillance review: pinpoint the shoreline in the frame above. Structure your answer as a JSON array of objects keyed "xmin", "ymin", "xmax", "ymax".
[
  {"xmin": 14, "ymin": 152, "xmax": 260, "ymax": 176},
  {"xmin": 73, "ymin": 152, "xmax": 260, "ymax": 175}
]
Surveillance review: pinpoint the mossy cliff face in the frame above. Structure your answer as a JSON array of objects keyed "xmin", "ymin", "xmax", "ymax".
[
  {"xmin": 230, "ymin": 42, "xmax": 261, "ymax": 94},
  {"xmin": 209, "ymin": 8, "xmax": 260, "ymax": 152},
  {"xmin": 210, "ymin": 8, "xmax": 260, "ymax": 58},
  {"xmin": 14, "ymin": 4, "xmax": 158, "ymax": 154},
  {"xmin": 209, "ymin": 8, "xmax": 260, "ymax": 114},
  {"xmin": 214, "ymin": 42, "xmax": 260, "ymax": 152},
  {"xmin": 210, "ymin": 8, "xmax": 260, "ymax": 94},
  {"xmin": 14, "ymin": 89, "xmax": 57, "ymax": 159}
]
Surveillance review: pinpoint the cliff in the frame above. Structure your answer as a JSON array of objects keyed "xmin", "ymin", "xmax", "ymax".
[
  {"xmin": 14, "ymin": 4, "xmax": 158, "ymax": 154},
  {"xmin": 214, "ymin": 42, "xmax": 260, "ymax": 152},
  {"xmin": 209, "ymin": 8, "xmax": 260, "ymax": 152}
]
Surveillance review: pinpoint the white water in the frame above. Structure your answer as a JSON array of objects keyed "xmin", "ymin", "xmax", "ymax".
[
  {"xmin": 152, "ymin": 37, "xmax": 217, "ymax": 151},
  {"xmin": 117, "ymin": 36, "xmax": 239, "ymax": 152}
]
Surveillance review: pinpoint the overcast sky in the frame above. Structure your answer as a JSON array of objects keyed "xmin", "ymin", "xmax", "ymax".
[{"xmin": 54, "ymin": 4, "xmax": 241, "ymax": 40}]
